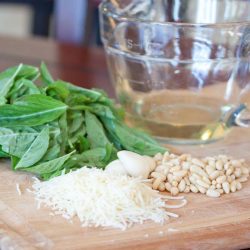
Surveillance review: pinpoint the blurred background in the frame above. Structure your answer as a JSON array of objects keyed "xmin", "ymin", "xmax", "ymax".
[{"xmin": 0, "ymin": 0, "xmax": 102, "ymax": 46}]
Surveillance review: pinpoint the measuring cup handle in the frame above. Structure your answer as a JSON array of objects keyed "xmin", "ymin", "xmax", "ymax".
[
  {"xmin": 226, "ymin": 104, "xmax": 250, "ymax": 128},
  {"xmin": 235, "ymin": 105, "xmax": 250, "ymax": 127}
]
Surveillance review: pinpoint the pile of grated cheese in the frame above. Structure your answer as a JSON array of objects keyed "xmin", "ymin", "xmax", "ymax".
[{"xmin": 31, "ymin": 167, "xmax": 186, "ymax": 230}]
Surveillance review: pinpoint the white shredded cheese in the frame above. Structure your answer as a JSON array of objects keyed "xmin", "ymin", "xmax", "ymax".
[
  {"xmin": 16, "ymin": 183, "xmax": 22, "ymax": 196},
  {"xmin": 31, "ymin": 167, "xmax": 186, "ymax": 230}
]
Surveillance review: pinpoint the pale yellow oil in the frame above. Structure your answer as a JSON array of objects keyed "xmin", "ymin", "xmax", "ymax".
[{"xmin": 124, "ymin": 92, "xmax": 232, "ymax": 144}]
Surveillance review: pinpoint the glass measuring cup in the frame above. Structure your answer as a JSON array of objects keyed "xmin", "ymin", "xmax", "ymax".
[{"xmin": 99, "ymin": 0, "xmax": 250, "ymax": 144}]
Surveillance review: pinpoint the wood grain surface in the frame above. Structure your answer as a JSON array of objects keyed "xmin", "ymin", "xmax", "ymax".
[
  {"xmin": 1, "ymin": 128, "xmax": 250, "ymax": 250},
  {"xmin": 0, "ymin": 36, "xmax": 250, "ymax": 250}
]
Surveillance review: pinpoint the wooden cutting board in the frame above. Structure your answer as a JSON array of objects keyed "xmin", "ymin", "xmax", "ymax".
[{"xmin": 1, "ymin": 127, "xmax": 250, "ymax": 250}]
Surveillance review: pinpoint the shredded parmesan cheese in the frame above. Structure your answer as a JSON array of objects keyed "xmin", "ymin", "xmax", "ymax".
[
  {"xmin": 16, "ymin": 183, "xmax": 22, "ymax": 196},
  {"xmin": 31, "ymin": 167, "xmax": 186, "ymax": 230}
]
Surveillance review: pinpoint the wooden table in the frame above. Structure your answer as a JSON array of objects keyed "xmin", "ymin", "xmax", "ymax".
[
  {"xmin": 0, "ymin": 36, "xmax": 113, "ymax": 96},
  {"xmin": 0, "ymin": 36, "xmax": 250, "ymax": 250}
]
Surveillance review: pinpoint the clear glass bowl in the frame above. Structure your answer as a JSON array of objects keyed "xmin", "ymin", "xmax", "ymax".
[{"xmin": 99, "ymin": 0, "xmax": 250, "ymax": 144}]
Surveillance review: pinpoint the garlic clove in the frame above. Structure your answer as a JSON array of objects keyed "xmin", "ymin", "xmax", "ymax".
[
  {"xmin": 143, "ymin": 155, "xmax": 156, "ymax": 172},
  {"xmin": 117, "ymin": 151, "xmax": 151, "ymax": 179},
  {"xmin": 105, "ymin": 159, "xmax": 128, "ymax": 175}
]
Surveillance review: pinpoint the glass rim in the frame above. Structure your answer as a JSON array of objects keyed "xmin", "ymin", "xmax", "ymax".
[{"xmin": 99, "ymin": 1, "xmax": 250, "ymax": 27}]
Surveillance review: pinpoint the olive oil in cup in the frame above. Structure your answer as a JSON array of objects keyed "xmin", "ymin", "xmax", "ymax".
[{"xmin": 100, "ymin": 0, "xmax": 250, "ymax": 144}]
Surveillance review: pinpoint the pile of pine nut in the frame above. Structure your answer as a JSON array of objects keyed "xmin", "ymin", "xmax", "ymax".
[{"xmin": 148, "ymin": 152, "xmax": 249, "ymax": 197}]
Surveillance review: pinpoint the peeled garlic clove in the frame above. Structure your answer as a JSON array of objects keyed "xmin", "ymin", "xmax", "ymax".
[
  {"xmin": 117, "ymin": 150, "xmax": 151, "ymax": 179},
  {"xmin": 105, "ymin": 159, "xmax": 128, "ymax": 175},
  {"xmin": 143, "ymin": 155, "xmax": 156, "ymax": 172}
]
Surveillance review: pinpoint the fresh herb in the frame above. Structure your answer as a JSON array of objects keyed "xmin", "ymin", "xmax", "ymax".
[{"xmin": 0, "ymin": 63, "xmax": 167, "ymax": 180}]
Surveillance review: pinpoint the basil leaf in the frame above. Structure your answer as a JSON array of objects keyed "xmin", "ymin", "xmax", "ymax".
[
  {"xmin": 15, "ymin": 127, "xmax": 50, "ymax": 169},
  {"xmin": 68, "ymin": 111, "xmax": 84, "ymax": 134},
  {"xmin": 0, "ymin": 127, "xmax": 39, "ymax": 157},
  {"xmin": 113, "ymin": 121, "xmax": 166, "ymax": 156},
  {"xmin": 0, "ymin": 147, "xmax": 9, "ymax": 158},
  {"xmin": 23, "ymin": 151, "xmax": 74, "ymax": 176},
  {"xmin": 45, "ymin": 81, "xmax": 70, "ymax": 101},
  {"xmin": 85, "ymin": 111, "xmax": 110, "ymax": 148},
  {"xmin": 58, "ymin": 113, "xmax": 68, "ymax": 155},
  {"xmin": 40, "ymin": 62, "xmax": 54, "ymax": 85},
  {"xmin": 0, "ymin": 94, "xmax": 67, "ymax": 127},
  {"xmin": 0, "ymin": 64, "xmax": 23, "ymax": 105}
]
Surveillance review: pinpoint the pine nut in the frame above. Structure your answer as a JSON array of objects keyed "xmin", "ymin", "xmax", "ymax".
[
  {"xmin": 170, "ymin": 187, "xmax": 179, "ymax": 196},
  {"xmin": 178, "ymin": 179, "xmax": 186, "ymax": 192},
  {"xmin": 226, "ymin": 168, "xmax": 233, "ymax": 176},
  {"xmin": 215, "ymin": 160, "xmax": 223, "ymax": 170},
  {"xmin": 162, "ymin": 152, "xmax": 170, "ymax": 163},
  {"xmin": 230, "ymin": 181, "xmax": 237, "ymax": 192},
  {"xmin": 231, "ymin": 160, "xmax": 241, "ymax": 168},
  {"xmin": 216, "ymin": 175, "xmax": 226, "ymax": 184},
  {"xmin": 240, "ymin": 159, "xmax": 245, "ymax": 164},
  {"xmin": 191, "ymin": 173, "xmax": 202, "ymax": 181},
  {"xmin": 196, "ymin": 184, "xmax": 207, "ymax": 194},
  {"xmin": 189, "ymin": 175, "xmax": 197, "ymax": 185},
  {"xmin": 205, "ymin": 165, "xmax": 215, "ymax": 175},
  {"xmin": 202, "ymin": 176, "xmax": 211, "ymax": 185},
  {"xmin": 227, "ymin": 176, "xmax": 232, "ymax": 183},
  {"xmin": 184, "ymin": 186, "xmax": 190, "ymax": 193},
  {"xmin": 202, "ymin": 158, "xmax": 208, "ymax": 164},
  {"xmin": 170, "ymin": 165, "xmax": 181, "ymax": 173},
  {"xmin": 241, "ymin": 167, "xmax": 249, "ymax": 175},
  {"xmin": 206, "ymin": 189, "xmax": 220, "ymax": 198},
  {"xmin": 209, "ymin": 170, "xmax": 220, "ymax": 180},
  {"xmin": 152, "ymin": 178, "xmax": 162, "ymax": 190},
  {"xmin": 151, "ymin": 172, "xmax": 167, "ymax": 181},
  {"xmin": 184, "ymin": 176, "xmax": 190, "ymax": 186},
  {"xmin": 151, "ymin": 152, "xmax": 248, "ymax": 197},
  {"xmin": 165, "ymin": 182, "xmax": 172, "ymax": 192},
  {"xmin": 156, "ymin": 160, "xmax": 162, "ymax": 165},
  {"xmin": 190, "ymin": 184, "xmax": 198, "ymax": 193},
  {"xmin": 208, "ymin": 160, "xmax": 216, "ymax": 167},
  {"xmin": 158, "ymin": 182, "xmax": 166, "ymax": 192},
  {"xmin": 155, "ymin": 165, "xmax": 167, "ymax": 173},
  {"xmin": 164, "ymin": 162, "xmax": 174, "ymax": 167},
  {"xmin": 179, "ymin": 154, "xmax": 189, "ymax": 161},
  {"xmin": 181, "ymin": 162, "xmax": 190, "ymax": 170},
  {"xmin": 174, "ymin": 159, "xmax": 181, "ymax": 166},
  {"xmin": 191, "ymin": 158, "xmax": 205, "ymax": 167},
  {"xmin": 154, "ymin": 153, "xmax": 163, "ymax": 161},
  {"xmin": 236, "ymin": 181, "xmax": 242, "ymax": 190},
  {"xmin": 172, "ymin": 175, "xmax": 183, "ymax": 182},
  {"xmin": 218, "ymin": 170, "xmax": 225, "ymax": 176},
  {"xmin": 220, "ymin": 156, "xmax": 229, "ymax": 164},
  {"xmin": 190, "ymin": 165, "xmax": 207, "ymax": 177},
  {"xmin": 224, "ymin": 163, "xmax": 230, "ymax": 170},
  {"xmin": 234, "ymin": 168, "xmax": 242, "ymax": 178},
  {"xmin": 230, "ymin": 174, "xmax": 236, "ymax": 181},
  {"xmin": 237, "ymin": 176, "xmax": 248, "ymax": 183},
  {"xmin": 218, "ymin": 189, "xmax": 224, "ymax": 194},
  {"xmin": 167, "ymin": 173, "xmax": 174, "ymax": 183},
  {"xmin": 170, "ymin": 153, "xmax": 177, "ymax": 159},
  {"xmin": 222, "ymin": 182, "xmax": 230, "ymax": 194},
  {"xmin": 173, "ymin": 170, "xmax": 187, "ymax": 178},
  {"xmin": 172, "ymin": 180, "xmax": 178, "ymax": 187},
  {"xmin": 196, "ymin": 179, "xmax": 210, "ymax": 189}
]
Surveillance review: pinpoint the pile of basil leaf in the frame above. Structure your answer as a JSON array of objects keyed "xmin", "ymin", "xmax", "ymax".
[{"xmin": 0, "ymin": 63, "xmax": 166, "ymax": 180}]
